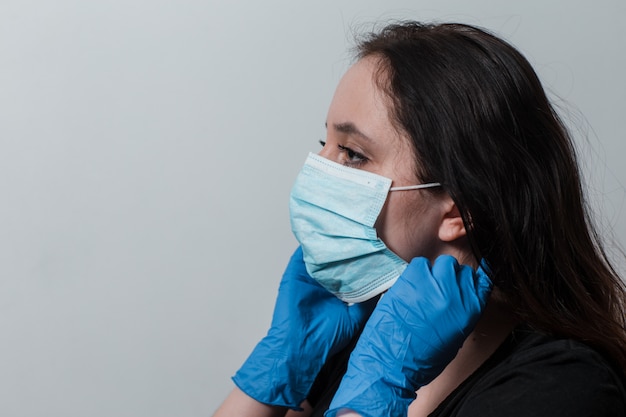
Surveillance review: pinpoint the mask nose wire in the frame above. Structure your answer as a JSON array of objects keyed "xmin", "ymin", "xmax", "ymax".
[{"xmin": 389, "ymin": 182, "xmax": 442, "ymax": 192}]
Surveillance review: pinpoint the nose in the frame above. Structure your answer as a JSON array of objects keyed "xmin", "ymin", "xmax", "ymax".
[{"xmin": 317, "ymin": 140, "xmax": 332, "ymax": 159}]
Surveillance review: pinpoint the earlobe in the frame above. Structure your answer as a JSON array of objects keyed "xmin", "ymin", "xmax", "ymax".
[{"xmin": 438, "ymin": 200, "xmax": 467, "ymax": 242}]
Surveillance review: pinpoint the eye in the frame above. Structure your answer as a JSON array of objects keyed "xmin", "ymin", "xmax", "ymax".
[{"xmin": 337, "ymin": 144, "xmax": 368, "ymax": 167}]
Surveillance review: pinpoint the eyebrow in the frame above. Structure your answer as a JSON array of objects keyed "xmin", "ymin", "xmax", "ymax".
[{"xmin": 326, "ymin": 121, "xmax": 374, "ymax": 142}]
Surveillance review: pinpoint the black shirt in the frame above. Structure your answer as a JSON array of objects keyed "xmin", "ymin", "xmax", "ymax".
[{"xmin": 309, "ymin": 326, "xmax": 626, "ymax": 416}]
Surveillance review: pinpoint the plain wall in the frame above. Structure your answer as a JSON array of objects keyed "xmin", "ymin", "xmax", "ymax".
[{"xmin": 0, "ymin": 0, "xmax": 624, "ymax": 416}]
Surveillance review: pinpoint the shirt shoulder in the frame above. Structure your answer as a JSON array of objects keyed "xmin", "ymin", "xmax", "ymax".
[{"xmin": 433, "ymin": 327, "xmax": 626, "ymax": 417}]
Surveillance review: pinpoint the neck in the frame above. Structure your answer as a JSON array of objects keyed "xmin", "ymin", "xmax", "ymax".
[{"xmin": 409, "ymin": 294, "xmax": 517, "ymax": 416}]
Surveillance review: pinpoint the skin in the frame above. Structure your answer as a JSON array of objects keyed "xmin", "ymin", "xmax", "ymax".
[{"xmin": 213, "ymin": 56, "xmax": 516, "ymax": 417}]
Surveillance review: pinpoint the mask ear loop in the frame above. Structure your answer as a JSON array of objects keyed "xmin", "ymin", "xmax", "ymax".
[{"xmin": 389, "ymin": 182, "xmax": 442, "ymax": 192}]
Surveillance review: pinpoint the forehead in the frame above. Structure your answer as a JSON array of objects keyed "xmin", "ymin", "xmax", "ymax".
[
  {"xmin": 326, "ymin": 56, "xmax": 418, "ymax": 179},
  {"xmin": 329, "ymin": 57, "xmax": 388, "ymax": 117},
  {"xmin": 327, "ymin": 56, "xmax": 411, "ymax": 153}
]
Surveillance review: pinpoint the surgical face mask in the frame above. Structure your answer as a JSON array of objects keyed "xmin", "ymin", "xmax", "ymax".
[{"xmin": 289, "ymin": 152, "xmax": 441, "ymax": 303}]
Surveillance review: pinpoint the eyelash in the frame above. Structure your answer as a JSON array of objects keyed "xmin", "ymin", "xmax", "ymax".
[{"xmin": 319, "ymin": 140, "xmax": 368, "ymax": 167}]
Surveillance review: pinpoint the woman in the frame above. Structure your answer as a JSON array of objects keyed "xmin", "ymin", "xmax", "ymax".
[{"xmin": 213, "ymin": 21, "xmax": 626, "ymax": 416}]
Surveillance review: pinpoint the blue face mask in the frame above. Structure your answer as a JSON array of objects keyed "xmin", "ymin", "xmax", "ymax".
[{"xmin": 289, "ymin": 152, "xmax": 441, "ymax": 303}]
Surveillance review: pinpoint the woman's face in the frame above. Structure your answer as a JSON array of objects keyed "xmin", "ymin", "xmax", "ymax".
[{"xmin": 319, "ymin": 56, "xmax": 448, "ymax": 262}]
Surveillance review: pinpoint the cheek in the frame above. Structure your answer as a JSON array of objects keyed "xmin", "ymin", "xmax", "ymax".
[
  {"xmin": 375, "ymin": 193, "xmax": 441, "ymax": 262},
  {"xmin": 375, "ymin": 193, "xmax": 417, "ymax": 260}
]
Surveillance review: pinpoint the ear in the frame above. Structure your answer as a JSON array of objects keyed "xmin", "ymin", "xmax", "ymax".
[{"xmin": 438, "ymin": 197, "xmax": 466, "ymax": 242}]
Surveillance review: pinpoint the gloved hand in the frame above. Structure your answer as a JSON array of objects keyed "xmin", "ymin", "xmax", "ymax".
[
  {"xmin": 326, "ymin": 255, "xmax": 493, "ymax": 417},
  {"xmin": 232, "ymin": 246, "xmax": 379, "ymax": 410}
]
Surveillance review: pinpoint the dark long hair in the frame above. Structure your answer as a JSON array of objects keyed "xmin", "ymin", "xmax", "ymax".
[{"xmin": 357, "ymin": 21, "xmax": 626, "ymax": 372}]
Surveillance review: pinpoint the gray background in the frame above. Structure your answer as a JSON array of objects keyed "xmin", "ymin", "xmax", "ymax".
[{"xmin": 1, "ymin": 0, "xmax": 624, "ymax": 416}]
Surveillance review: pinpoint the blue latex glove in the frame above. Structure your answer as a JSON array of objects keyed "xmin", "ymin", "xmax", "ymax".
[
  {"xmin": 232, "ymin": 247, "xmax": 379, "ymax": 410},
  {"xmin": 326, "ymin": 255, "xmax": 493, "ymax": 417}
]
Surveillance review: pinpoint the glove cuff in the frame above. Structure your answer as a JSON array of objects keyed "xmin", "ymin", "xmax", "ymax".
[
  {"xmin": 325, "ymin": 380, "xmax": 414, "ymax": 417},
  {"xmin": 231, "ymin": 344, "xmax": 321, "ymax": 410},
  {"xmin": 231, "ymin": 373, "xmax": 304, "ymax": 411}
]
